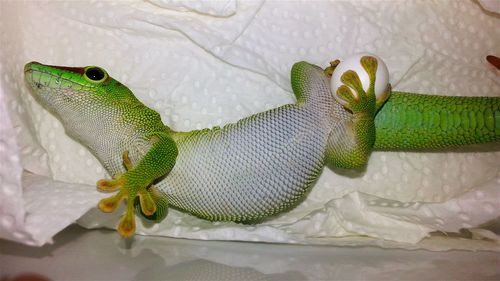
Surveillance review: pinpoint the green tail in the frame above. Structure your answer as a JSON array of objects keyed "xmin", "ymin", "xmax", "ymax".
[{"xmin": 374, "ymin": 92, "xmax": 500, "ymax": 150}]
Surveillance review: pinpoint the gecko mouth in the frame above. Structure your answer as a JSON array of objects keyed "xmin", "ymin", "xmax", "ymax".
[
  {"xmin": 24, "ymin": 62, "xmax": 80, "ymax": 108},
  {"xmin": 24, "ymin": 66, "xmax": 53, "ymax": 93},
  {"xmin": 24, "ymin": 64, "xmax": 44, "ymax": 92},
  {"xmin": 24, "ymin": 61, "xmax": 40, "ymax": 73},
  {"xmin": 24, "ymin": 62, "xmax": 52, "ymax": 89},
  {"xmin": 24, "ymin": 62, "xmax": 92, "ymax": 93}
]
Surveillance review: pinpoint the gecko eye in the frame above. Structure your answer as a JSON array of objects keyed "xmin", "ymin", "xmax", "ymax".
[{"xmin": 84, "ymin": 67, "xmax": 107, "ymax": 82}]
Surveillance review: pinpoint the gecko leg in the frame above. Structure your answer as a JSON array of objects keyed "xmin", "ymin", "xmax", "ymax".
[
  {"xmin": 96, "ymin": 132, "xmax": 178, "ymax": 237},
  {"xmin": 326, "ymin": 56, "xmax": 390, "ymax": 168}
]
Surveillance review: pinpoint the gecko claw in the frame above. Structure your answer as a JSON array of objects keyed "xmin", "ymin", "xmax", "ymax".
[
  {"xmin": 122, "ymin": 151, "xmax": 133, "ymax": 170},
  {"xmin": 335, "ymin": 69, "xmax": 369, "ymax": 114},
  {"xmin": 138, "ymin": 190, "xmax": 157, "ymax": 216},
  {"xmin": 135, "ymin": 186, "xmax": 169, "ymax": 223},
  {"xmin": 118, "ymin": 206, "xmax": 136, "ymax": 238},
  {"xmin": 96, "ymin": 178, "xmax": 124, "ymax": 191},
  {"xmin": 98, "ymin": 189, "xmax": 127, "ymax": 213},
  {"xmin": 324, "ymin": 59, "xmax": 340, "ymax": 76}
]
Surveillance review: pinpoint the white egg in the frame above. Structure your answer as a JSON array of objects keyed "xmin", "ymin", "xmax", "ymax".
[{"xmin": 330, "ymin": 53, "xmax": 389, "ymax": 106}]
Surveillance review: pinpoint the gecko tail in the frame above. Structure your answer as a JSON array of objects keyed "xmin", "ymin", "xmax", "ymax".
[{"xmin": 373, "ymin": 91, "xmax": 500, "ymax": 151}]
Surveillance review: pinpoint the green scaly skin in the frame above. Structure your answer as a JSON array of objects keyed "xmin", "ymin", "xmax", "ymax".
[
  {"xmin": 374, "ymin": 92, "xmax": 500, "ymax": 150},
  {"xmin": 24, "ymin": 59, "xmax": 499, "ymax": 237}
]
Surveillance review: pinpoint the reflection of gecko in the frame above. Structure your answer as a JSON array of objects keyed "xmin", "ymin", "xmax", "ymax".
[{"xmin": 24, "ymin": 56, "xmax": 499, "ymax": 237}]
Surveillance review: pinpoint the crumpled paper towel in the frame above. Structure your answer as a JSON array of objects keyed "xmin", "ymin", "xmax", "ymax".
[
  {"xmin": 478, "ymin": 0, "xmax": 500, "ymax": 14},
  {"xmin": 0, "ymin": 0, "xmax": 499, "ymax": 249}
]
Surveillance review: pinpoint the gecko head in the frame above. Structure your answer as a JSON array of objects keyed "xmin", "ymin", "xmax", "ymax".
[{"xmin": 24, "ymin": 62, "xmax": 139, "ymax": 127}]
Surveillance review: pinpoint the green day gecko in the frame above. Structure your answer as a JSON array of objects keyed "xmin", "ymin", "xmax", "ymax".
[{"xmin": 24, "ymin": 54, "xmax": 499, "ymax": 237}]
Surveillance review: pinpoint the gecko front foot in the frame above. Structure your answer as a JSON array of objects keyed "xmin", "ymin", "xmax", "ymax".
[{"xmin": 97, "ymin": 151, "xmax": 160, "ymax": 237}]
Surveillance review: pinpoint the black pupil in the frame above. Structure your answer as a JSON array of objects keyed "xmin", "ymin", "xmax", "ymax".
[{"xmin": 86, "ymin": 67, "xmax": 105, "ymax": 81}]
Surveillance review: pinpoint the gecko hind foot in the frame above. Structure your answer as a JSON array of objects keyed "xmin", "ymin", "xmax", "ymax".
[
  {"xmin": 337, "ymin": 56, "xmax": 377, "ymax": 115},
  {"xmin": 335, "ymin": 55, "xmax": 390, "ymax": 115}
]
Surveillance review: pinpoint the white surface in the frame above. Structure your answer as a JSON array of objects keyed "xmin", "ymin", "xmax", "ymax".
[
  {"xmin": 1, "ymin": 225, "xmax": 500, "ymax": 281},
  {"xmin": 0, "ymin": 0, "xmax": 499, "ymax": 248}
]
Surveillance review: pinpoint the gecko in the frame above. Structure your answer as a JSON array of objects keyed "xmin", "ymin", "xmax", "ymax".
[{"xmin": 24, "ymin": 55, "xmax": 499, "ymax": 237}]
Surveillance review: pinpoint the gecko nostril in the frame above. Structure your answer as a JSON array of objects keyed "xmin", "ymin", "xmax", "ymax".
[{"xmin": 24, "ymin": 61, "xmax": 38, "ymax": 72}]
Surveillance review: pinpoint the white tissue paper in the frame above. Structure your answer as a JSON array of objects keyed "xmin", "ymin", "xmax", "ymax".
[{"xmin": 1, "ymin": 0, "xmax": 499, "ymax": 249}]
